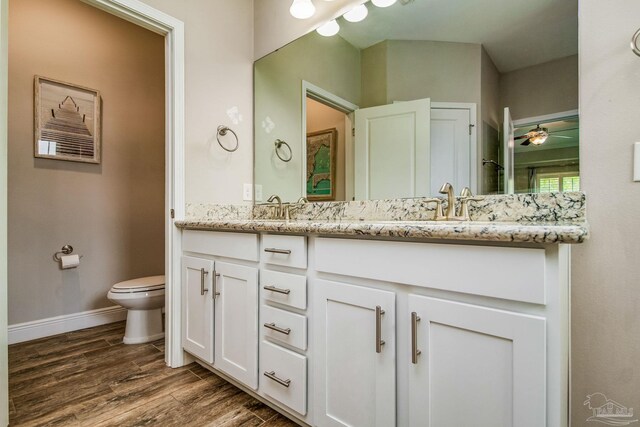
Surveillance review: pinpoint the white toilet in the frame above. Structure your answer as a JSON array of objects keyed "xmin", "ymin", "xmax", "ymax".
[{"xmin": 107, "ymin": 275, "xmax": 165, "ymax": 344}]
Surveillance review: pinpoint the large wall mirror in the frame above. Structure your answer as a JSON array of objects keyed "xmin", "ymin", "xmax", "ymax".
[{"xmin": 254, "ymin": 0, "xmax": 578, "ymax": 203}]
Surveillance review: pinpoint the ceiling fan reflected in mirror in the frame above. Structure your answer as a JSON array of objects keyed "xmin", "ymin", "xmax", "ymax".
[{"xmin": 516, "ymin": 125, "xmax": 578, "ymax": 146}]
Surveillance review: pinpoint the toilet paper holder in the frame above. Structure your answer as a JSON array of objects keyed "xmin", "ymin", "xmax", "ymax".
[{"xmin": 53, "ymin": 245, "xmax": 83, "ymax": 262}]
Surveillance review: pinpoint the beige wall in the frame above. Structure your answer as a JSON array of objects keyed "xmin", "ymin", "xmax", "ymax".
[
  {"xmin": 254, "ymin": 32, "xmax": 360, "ymax": 202},
  {"xmin": 254, "ymin": 0, "xmax": 362, "ymax": 60},
  {"xmin": 500, "ymin": 55, "xmax": 578, "ymax": 121},
  {"xmin": 385, "ymin": 40, "xmax": 482, "ymax": 106},
  {"xmin": 360, "ymin": 42, "xmax": 387, "ymax": 108},
  {"xmin": 140, "ymin": 0, "xmax": 254, "ymax": 205},
  {"xmin": 306, "ymin": 98, "xmax": 347, "ymax": 201},
  {"xmin": 572, "ymin": 1, "xmax": 640, "ymax": 424},
  {"xmin": 8, "ymin": 0, "xmax": 165, "ymax": 324}
]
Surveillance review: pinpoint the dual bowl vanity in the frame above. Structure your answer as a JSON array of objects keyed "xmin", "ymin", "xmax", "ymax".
[{"xmin": 175, "ymin": 191, "xmax": 588, "ymax": 427}]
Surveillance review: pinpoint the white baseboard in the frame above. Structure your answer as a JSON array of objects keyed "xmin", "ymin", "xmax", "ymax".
[{"xmin": 8, "ymin": 306, "xmax": 127, "ymax": 345}]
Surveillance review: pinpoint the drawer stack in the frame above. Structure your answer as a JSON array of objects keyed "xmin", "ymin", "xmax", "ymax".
[{"xmin": 259, "ymin": 234, "xmax": 308, "ymax": 416}]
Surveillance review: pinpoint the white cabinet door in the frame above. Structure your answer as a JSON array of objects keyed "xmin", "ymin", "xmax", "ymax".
[
  {"xmin": 408, "ymin": 295, "xmax": 546, "ymax": 427},
  {"xmin": 182, "ymin": 256, "xmax": 214, "ymax": 364},
  {"xmin": 214, "ymin": 261, "xmax": 259, "ymax": 389},
  {"xmin": 354, "ymin": 98, "xmax": 431, "ymax": 200},
  {"xmin": 315, "ymin": 280, "xmax": 396, "ymax": 427}
]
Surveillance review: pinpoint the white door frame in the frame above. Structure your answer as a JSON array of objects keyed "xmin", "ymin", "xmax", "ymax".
[
  {"xmin": 301, "ymin": 81, "xmax": 358, "ymax": 199},
  {"xmin": 78, "ymin": 0, "xmax": 186, "ymax": 368},
  {"xmin": 0, "ymin": 0, "xmax": 8, "ymax": 424},
  {"xmin": 431, "ymin": 102, "xmax": 478, "ymax": 194}
]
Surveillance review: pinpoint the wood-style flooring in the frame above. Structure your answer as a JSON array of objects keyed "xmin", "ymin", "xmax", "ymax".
[{"xmin": 8, "ymin": 321, "xmax": 299, "ymax": 427}]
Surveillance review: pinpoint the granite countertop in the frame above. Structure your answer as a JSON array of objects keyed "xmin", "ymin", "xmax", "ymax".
[
  {"xmin": 176, "ymin": 192, "xmax": 590, "ymax": 244},
  {"xmin": 175, "ymin": 218, "xmax": 589, "ymax": 244}
]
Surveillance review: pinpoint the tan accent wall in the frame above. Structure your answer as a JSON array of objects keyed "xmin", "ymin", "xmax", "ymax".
[
  {"xmin": 572, "ymin": 1, "xmax": 640, "ymax": 424},
  {"xmin": 499, "ymin": 55, "xmax": 578, "ymax": 121},
  {"xmin": 306, "ymin": 98, "xmax": 347, "ymax": 201},
  {"xmin": 8, "ymin": 0, "xmax": 165, "ymax": 324}
]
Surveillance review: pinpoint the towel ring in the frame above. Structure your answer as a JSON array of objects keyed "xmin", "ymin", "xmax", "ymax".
[
  {"xmin": 216, "ymin": 125, "xmax": 239, "ymax": 152},
  {"xmin": 275, "ymin": 139, "xmax": 292, "ymax": 162},
  {"xmin": 632, "ymin": 27, "xmax": 640, "ymax": 57}
]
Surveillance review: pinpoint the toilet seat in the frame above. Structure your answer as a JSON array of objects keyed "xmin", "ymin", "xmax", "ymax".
[{"xmin": 110, "ymin": 275, "xmax": 165, "ymax": 294}]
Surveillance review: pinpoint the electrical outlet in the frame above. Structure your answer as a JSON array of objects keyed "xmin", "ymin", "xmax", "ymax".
[
  {"xmin": 243, "ymin": 183, "xmax": 253, "ymax": 201},
  {"xmin": 255, "ymin": 185, "xmax": 263, "ymax": 202}
]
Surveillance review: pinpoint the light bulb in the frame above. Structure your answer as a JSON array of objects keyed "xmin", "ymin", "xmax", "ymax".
[
  {"xmin": 317, "ymin": 19, "xmax": 340, "ymax": 37},
  {"xmin": 371, "ymin": 0, "xmax": 397, "ymax": 7},
  {"xmin": 343, "ymin": 4, "xmax": 368, "ymax": 22},
  {"xmin": 290, "ymin": 0, "xmax": 316, "ymax": 19}
]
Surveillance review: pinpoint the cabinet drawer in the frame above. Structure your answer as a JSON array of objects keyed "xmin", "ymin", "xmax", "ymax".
[
  {"xmin": 261, "ymin": 305, "xmax": 307, "ymax": 351},
  {"xmin": 260, "ymin": 340, "xmax": 307, "ymax": 416},
  {"xmin": 261, "ymin": 234, "xmax": 307, "ymax": 269},
  {"xmin": 315, "ymin": 237, "xmax": 546, "ymax": 305},
  {"xmin": 261, "ymin": 269, "xmax": 307, "ymax": 310},
  {"xmin": 183, "ymin": 230, "xmax": 258, "ymax": 261}
]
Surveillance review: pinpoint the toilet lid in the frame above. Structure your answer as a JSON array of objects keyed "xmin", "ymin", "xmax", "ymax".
[{"xmin": 111, "ymin": 275, "xmax": 165, "ymax": 293}]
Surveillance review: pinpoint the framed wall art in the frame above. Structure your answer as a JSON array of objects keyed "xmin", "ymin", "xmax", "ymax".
[
  {"xmin": 306, "ymin": 128, "xmax": 337, "ymax": 201},
  {"xmin": 34, "ymin": 76, "xmax": 101, "ymax": 164}
]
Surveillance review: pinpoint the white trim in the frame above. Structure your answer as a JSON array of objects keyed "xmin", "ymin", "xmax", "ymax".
[
  {"xmin": 431, "ymin": 102, "xmax": 478, "ymax": 195},
  {"xmin": 8, "ymin": 306, "xmax": 127, "ymax": 345},
  {"xmin": 301, "ymin": 81, "xmax": 359, "ymax": 199},
  {"xmin": 81, "ymin": 0, "xmax": 185, "ymax": 368},
  {"xmin": 513, "ymin": 109, "xmax": 579, "ymax": 127}
]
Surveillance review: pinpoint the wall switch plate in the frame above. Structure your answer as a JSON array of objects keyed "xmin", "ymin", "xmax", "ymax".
[
  {"xmin": 243, "ymin": 183, "xmax": 253, "ymax": 201},
  {"xmin": 635, "ymin": 143, "xmax": 640, "ymax": 182},
  {"xmin": 255, "ymin": 185, "xmax": 263, "ymax": 202}
]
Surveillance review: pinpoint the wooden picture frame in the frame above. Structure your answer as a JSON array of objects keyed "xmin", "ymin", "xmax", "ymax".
[
  {"xmin": 306, "ymin": 128, "xmax": 337, "ymax": 201},
  {"xmin": 34, "ymin": 76, "xmax": 101, "ymax": 164}
]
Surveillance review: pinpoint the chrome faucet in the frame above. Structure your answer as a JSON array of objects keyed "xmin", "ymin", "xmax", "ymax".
[{"xmin": 267, "ymin": 194, "xmax": 282, "ymax": 219}]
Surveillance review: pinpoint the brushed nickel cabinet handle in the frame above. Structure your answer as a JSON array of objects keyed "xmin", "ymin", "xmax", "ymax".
[
  {"xmin": 376, "ymin": 305, "xmax": 386, "ymax": 354},
  {"xmin": 263, "ymin": 322, "xmax": 291, "ymax": 335},
  {"xmin": 264, "ymin": 371, "xmax": 291, "ymax": 388},
  {"xmin": 212, "ymin": 271, "xmax": 221, "ymax": 300},
  {"xmin": 200, "ymin": 268, "xmax": 208, "ymax": 296},
  {"xmin": 264, "ymin": 248, "xmax": 292, "ymax": 255},
  {"xmin": 263, "ymin": 285, "xmax": 291, "ymax": 295},
  {"xmin": 411, "ymin": 312, "xmax": 422, "ymax": 364}
]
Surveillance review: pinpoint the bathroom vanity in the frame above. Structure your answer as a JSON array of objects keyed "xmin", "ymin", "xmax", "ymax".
[{"xmin": 175, "ymin": 193, "xmax": 588, "ymax": 427}]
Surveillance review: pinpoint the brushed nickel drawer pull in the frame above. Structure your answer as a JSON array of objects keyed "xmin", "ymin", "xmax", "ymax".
[
  {"xmin": 376, "ymin": 305, "xmax": 386, "ymax": 354},
  {"xmin": 264, "ymin": 248, "xmax": 292, "ymax": 255},
  {"xmin": 212, "ymin": 271, "xmax": 221, "ymax": 300},
  {"xmin": 264, "ymin": 371, "xmax": 291, "ymax": 388},
  {"xmin": 263, "ymin": 322, "xmax": 291, "ymax": 335},
  {"xmin": 200, "ymin": 268, "xmax": 208, "ymax": 296},
  {"xmin": 263, "ymin": 285, "xmax": 291, "ymax": 295},
  {"xmin": 411, "ymin": 312, "xmax": 422, "ymax": 364}
]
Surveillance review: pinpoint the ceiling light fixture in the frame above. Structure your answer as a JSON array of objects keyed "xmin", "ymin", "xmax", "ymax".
[
  {"xmin": 290, "ymin": 0, "xmax": 316, "ymax": 19},
  {"xmin": 371, "ymin": 0, "xmax": 397, "ymax": 7},
  {"xmin": 317, "ymin": 19, "xmax": 340, "ymax": 37},
  {"xmin": 343, "ymin": 4, "xmax": 369, "ymax": 22}
]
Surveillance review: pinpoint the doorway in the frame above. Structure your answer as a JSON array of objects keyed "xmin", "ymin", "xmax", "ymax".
[{"xmin": 513, "ymin": 112, "xmax": 579, "ymax": 193}]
